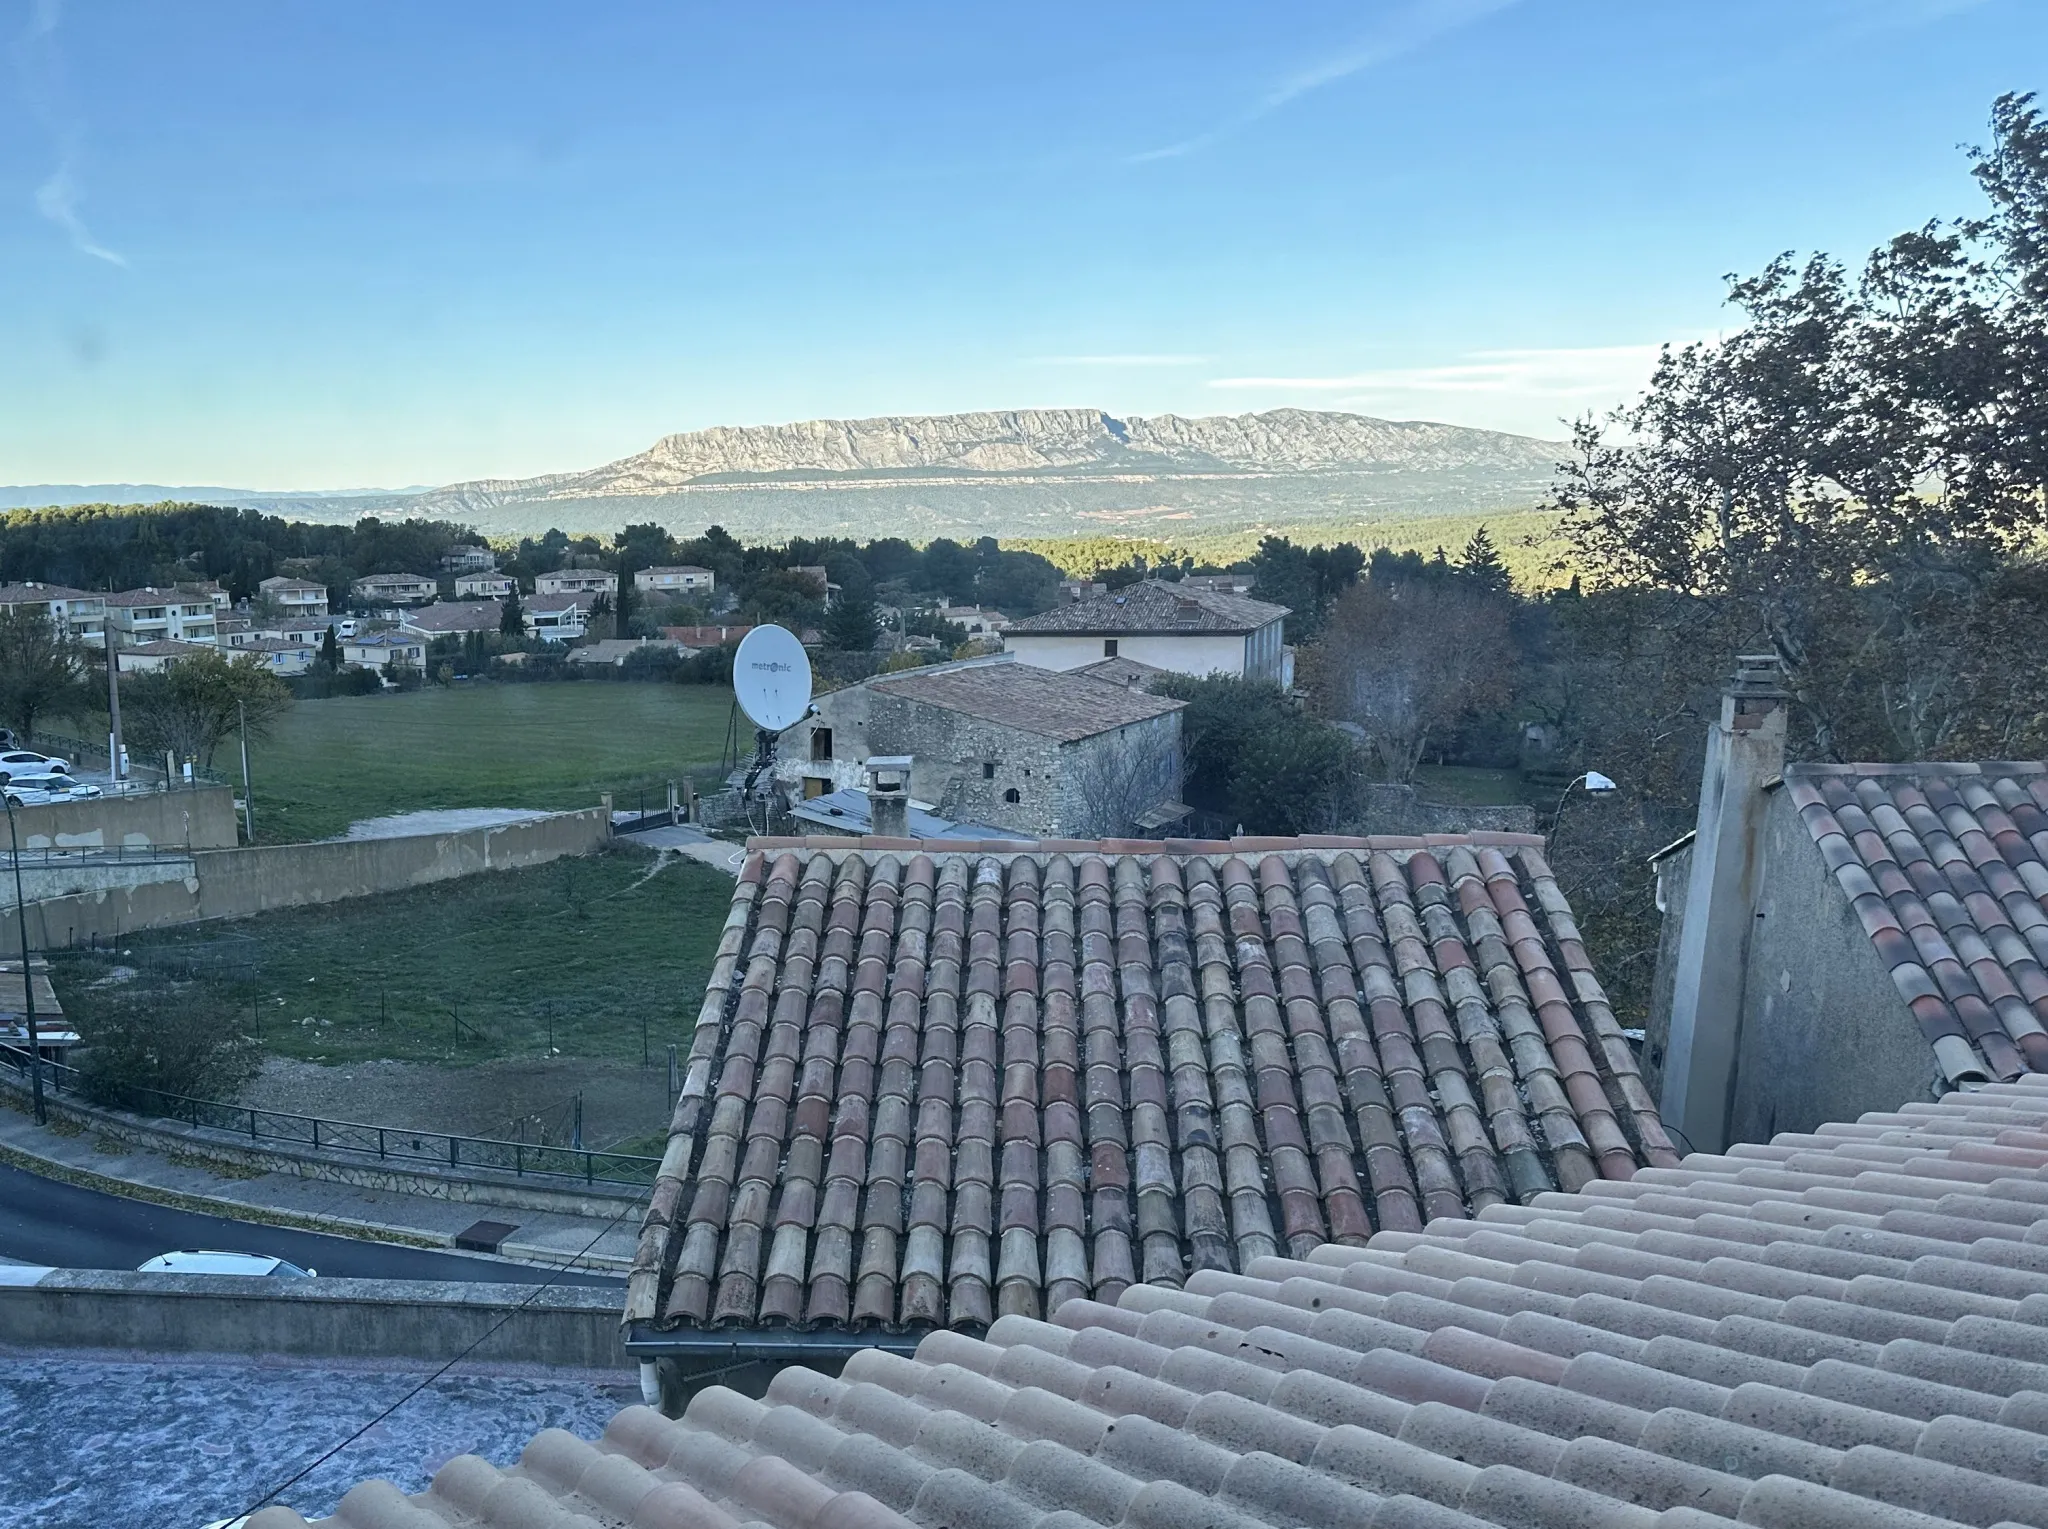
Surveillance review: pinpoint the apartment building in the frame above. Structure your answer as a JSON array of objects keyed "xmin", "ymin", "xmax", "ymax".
[
  {"xmin": 104, "ymin": 588, "xmax": 220, "ymax": 647},
  {"xmin": 257, "ymin": 575, "xmax": 330, "ymax": 619}
]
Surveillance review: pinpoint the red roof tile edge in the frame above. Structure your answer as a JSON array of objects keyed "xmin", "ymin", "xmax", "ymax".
[{"xmin": 260, "ymin": 1076, "xmax": 2048, "ymax": 1529}]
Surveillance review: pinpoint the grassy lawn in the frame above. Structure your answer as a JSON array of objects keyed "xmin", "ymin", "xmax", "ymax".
[
  {"xmin": 239, "ymin": 680, "xmax": 737, "ymax": 842},
  {"xmin": 49, "ymin": 845, "xmax": 730, "ymax": 1070},
  {"xmin": 1412, "ymin": 764, "xmax": 1542, "ymax": 807}
]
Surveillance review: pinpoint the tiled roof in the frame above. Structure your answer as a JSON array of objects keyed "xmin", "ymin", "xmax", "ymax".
[
  {"xmin": 0, "ymin": 582, "xmax": 90, "ymax": 603},
  {"xmin": 1007, "ymin": 580, "xmax": 1288, "ymax": 636},
  {"xmin": 122, "ymin": 638, "xmax": 209, "ymax": 657},
  {"xmin": 258, "ymin": 1077, "xmax": 2048, "ymax": 1529},
  {"xmin": 623, "ymin": 836, "xmax": 1675, "ymax": 1336},
  {"xmin": 1785, "ymin": 762, "xmax": 2048, "ymax": 1086},
  {"xmin": 527, "ymin": 593, "xmax": 586, "ymax": 613},
  {"xmin": 870, "ymin": 663, "xmax": 1184, "ymax": 743},
  {"xmin": 400, "ymin": 600, "xmax": 505, "ymax": 634},
  {"xmin": 1071, "ymin": 655, "xmax": 1169, "ymax": 689},
  {"xmin": 664, "ymin": 625, "xmax": 757, "ymax": 647}
]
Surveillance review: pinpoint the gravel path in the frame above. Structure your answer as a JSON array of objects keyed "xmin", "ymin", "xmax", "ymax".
[{"xmin": 240, "ymin": 1055, "xmax": 674, "ymax": 1148}]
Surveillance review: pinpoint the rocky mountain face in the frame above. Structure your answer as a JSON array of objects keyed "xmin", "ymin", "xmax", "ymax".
[
  {"xmin": 401, "ymin": 408, "xmax": 1563, "ymax": 540},
  {"xmin": 7, "ymin": 409, "xmax": 1567, "ymax": 541}
]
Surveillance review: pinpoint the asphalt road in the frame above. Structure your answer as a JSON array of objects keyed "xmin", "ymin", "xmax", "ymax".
[{"xmin": 0, "ymin": 1164, "xmax": 620, "ymax": 1285}]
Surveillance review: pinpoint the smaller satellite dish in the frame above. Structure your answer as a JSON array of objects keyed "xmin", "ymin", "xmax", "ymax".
[{"xmin": 733, "ymin": 625, "xmax": 813, "ymax": 732}]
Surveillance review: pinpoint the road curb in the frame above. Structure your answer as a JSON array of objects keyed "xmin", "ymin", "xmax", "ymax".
[{"xmin": 0, "ymin": 1129, "xmax": 635, "ymax": 1274}]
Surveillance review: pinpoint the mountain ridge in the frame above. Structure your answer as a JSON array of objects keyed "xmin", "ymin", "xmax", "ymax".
[{"xmin": 5, "ymin": 408, "xmax": 1566, "ymax": 541}]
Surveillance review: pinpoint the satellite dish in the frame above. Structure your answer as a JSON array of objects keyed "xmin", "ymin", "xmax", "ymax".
[{"xmin": 733, "ymin": 625, "xmax": 813, "ymax": 732}]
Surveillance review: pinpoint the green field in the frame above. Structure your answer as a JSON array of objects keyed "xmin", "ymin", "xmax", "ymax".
[
  {"xmin": 239, "ymin": 681, "xmax": 738, "ymax": 842},
  {"xmin": 50, "ymin": 845, "xmax": 730, "ymax": 1068}
]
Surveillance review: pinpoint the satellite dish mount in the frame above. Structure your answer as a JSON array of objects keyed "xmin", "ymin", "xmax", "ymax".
[{"xmin": 731, "ymin": 626, "xmax": 815, "ymax": 812}]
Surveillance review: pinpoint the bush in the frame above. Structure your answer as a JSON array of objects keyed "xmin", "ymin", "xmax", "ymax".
[{"xmin": 77, "ymin": 999, "xmax": 259, "ymax": 1110}]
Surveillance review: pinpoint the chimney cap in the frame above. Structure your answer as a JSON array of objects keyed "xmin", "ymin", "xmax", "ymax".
[{"xmin": 1730, "ymin": 654, "xmax": 1788, "ymax": 696}]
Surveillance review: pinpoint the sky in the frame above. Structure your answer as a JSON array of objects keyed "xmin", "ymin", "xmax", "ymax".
[{"xmin": 1, "ymin": 0, "xmax": 2042, "ymax": 489}]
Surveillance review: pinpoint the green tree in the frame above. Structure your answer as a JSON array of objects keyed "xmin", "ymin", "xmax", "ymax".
[
  {"xmin": 0, "ymin": 608, "xmax": 83, "ymax": 742},
  {"xmin": 78, "ymin": 995, "xmax": 259, "ymax": 1108},
  {"xmin": 1457, "ymin": 526, "xmax": 1512, "ymax": 599},
  {"xmin": 319, "ymin": 627, "xmax": 341, "ymax": 671},
  {"xmin": 121, "ymin": 650, "xmax": 293, "ymax": 770},
  {"xmin": 500, "ymin": 589, "xmax": 525, "ymax": 636},
  {"xmin": 826, "ymin": 591, "xmax": 879, "ymax": 651}
]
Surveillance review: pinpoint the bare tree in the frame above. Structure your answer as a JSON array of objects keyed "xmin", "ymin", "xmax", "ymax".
[
  {"xmin": 1066, "ymin": 729, "xmax": 1176, "ymax": 838},
  {"xmin": 1307, "ymin": 580, "xmax": 1517, "ymax": 783}
]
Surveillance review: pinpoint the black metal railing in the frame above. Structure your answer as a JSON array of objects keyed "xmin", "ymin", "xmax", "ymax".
[{"xmin": 0, "ymin": 1047, "xmax": 661, "ymax": 1188}]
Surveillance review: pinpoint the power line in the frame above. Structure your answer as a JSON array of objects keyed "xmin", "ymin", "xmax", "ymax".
[{"xmin": 226, "ymin": 1189, "xmax": 647, "ymax": 1523}]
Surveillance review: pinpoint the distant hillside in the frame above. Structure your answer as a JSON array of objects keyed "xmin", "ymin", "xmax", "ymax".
[{"xmin": 6, "ymin": 407, "xmax": 1567, "ymax": 541}]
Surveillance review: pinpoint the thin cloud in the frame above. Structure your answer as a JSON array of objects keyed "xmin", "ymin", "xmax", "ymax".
[
  {"xmin": 14, "ymin": 0, "xmax": 126, "ymax": 267},
  {"xmin": 1210, "ymin": 345, "xmax": 1667, "ymax": 398},
  {"xmin": 1130, "ymin": 0, "xmax": 1520, "ymax": 163},
  {"xmin": 1030, "ymin": 354, "xmax": 1211, "ymax": 367}
]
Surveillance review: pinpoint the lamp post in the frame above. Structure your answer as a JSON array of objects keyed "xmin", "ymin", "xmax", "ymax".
[
  {"xmin": 4, "ymin": 796, "xmax": 46, "ymax": 1124},
  {"xmin": 1552, "ymin": 769, "xmax": 1617, "ymax": 832}
]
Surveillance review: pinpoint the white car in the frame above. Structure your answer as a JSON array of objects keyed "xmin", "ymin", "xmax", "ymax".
[
  {"xmin": 0, "ymin": 751, "xmax": 67, "ymax": 780},
  {"xmin": 137, "ymin": 1250, "xmax": 317, "ymax": 1277},
  {"xmin": 3, "ymin": 771, "xmax": 101, "ymax": 806}
]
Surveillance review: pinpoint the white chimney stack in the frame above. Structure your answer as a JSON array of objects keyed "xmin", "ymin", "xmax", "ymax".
[{"xmin": 865, "ymin": 755, "xmax": 914, "ymax": 840}]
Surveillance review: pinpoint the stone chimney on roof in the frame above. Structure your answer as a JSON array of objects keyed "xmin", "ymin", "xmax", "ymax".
[
  {"xmin": 866, "ymin": 755, "xmax": 913, "ymax": 839},
  {"xmin": 1659, "ymin": 654, "xmax": 1789, "ymax": 1153}
]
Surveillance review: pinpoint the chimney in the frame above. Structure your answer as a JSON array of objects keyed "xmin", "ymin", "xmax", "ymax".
[
  {"xmin": 865, "ymin": 755, "xmax": 914, "ymax": 840},
  {"xmin": 1659, "ymin": 655, "xmax": 1789, "ymax": 1153}
]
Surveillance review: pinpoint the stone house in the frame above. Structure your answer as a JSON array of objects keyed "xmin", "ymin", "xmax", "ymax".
[
  {"xmin": 1648, "ymin": 655, "xmax": 2048, "ymax": 1151},
  {"xmin": 786, "ymin": 657, "xmax": 1185, "ymax": 839}
]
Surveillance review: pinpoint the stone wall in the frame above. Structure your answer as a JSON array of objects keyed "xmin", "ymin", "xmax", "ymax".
[
  {"xmin": 0, "ymin": 1270, "xmax": 627, "ymax": 1368},
  {"xmin": 6, "ymin": 785, "xmax": 239, "ymax": 853},
  {"xmin": 0, "ymin": 806, "xmax": 610, "ymax": 950},
  {"xmin": 1348, "ymin": 783, "xmax": 1537, "ymax": 837}
]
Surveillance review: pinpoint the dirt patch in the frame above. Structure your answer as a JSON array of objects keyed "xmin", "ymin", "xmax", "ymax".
[{"xmin": 240, "ymin": 1056, "xmax": 675, "ymax": 1151}]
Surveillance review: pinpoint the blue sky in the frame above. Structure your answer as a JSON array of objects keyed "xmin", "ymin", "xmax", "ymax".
[{"xmin": 2, "ymin": 0, "xmax": 2040, "ymax": 489}]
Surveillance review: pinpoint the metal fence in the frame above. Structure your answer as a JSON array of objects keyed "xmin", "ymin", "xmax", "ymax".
[{"xmin": 0, "ymin": 1046, "xmax": 662, "ymax": 1188}]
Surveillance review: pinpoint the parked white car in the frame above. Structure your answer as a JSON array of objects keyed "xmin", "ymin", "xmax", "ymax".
[
  {"xmin": 3, "ymin": 770, "xmax": 102, "ymax": 805},
  {"xmin": 0, "ymin": 751, "xmax": 68, "ymax": 780},
  {"xmin": 137, "ymin": 1250, "xmax": 317, "ymax": 1277}
]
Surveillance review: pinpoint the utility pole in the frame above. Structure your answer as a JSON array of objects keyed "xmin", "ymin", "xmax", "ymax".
[
  {"xmin": 102, "ymin": 622, "xmax": 124, "ymax": 785},
  {"xmin": 237, "ymin": 700, "xmax": 255, "ymax": 842},
  {"xmin": 4, "ymin": 798, "xmax": 45, "ymax": 1124}
]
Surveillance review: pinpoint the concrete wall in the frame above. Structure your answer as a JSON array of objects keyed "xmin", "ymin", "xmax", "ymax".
[
  {"xmin": 1644, "ymin": 787, "xmax": 1938, "ymax": 1145},
  {"xmin": 0, "ymin": 1270, "xmax": 628, "ymax": 1368},
  {"xmin": 6, "ymin": 785, "xmax": 238, "ymax": 853},
  {"xmin": 0, "ymin": 806, "xmax": 609, "ymax": 950},
  {"xmin": 17, "ymin": 854, "xmax": 194, "ymax": 903},
  {"xmin": 1007, "ymin": 630, "xmax": 1250, "ymax": 678},
  {"xmin": 1727, "ymin": 787, "xmax": 1939, "ymax": 1139}
]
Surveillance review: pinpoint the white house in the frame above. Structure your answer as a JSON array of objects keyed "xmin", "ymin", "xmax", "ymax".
[
  {"xmin": 342, "ymin": 632, "xmax": 426, "ymax": 673},
  {"xmin": 257, "ymin": 576, "xmax": 329, "ymax": 618},
  {"xmin": 350, "ymin": 572, "xmax": 437, "ymax": 606},
  {"xmin": 934, "ymin": 602, "xmax": 1009, "ymax": 638},
  {"xmin": 534, "ymin": 568, "xmax": 616, "ymax": 599},
  {"xmin": 632, "ymin": 565, "xmax": 715, "ymax": 598},
  {"xmin": 236, "ymin": 637, "xmax": 316, "ymax": 677},
  {"xmin": 525, "ymin": 593, "xmax": 587, "ymax": 642},
  {"xmin": 0, "ymin": 583, "xmax": 106, "ymax": 643},
  {"xmin": 114, "ymin": 639, "xmax": 212, "ymax": 673},
  {"xmin": 1003, "ymin": 580, "xmax": 1290, "ymax": 684},
  {"xmin": 440, "ymin": 544, "xmax": 497, "ymax": 573},
  {"xmin": 453, "ymin": 572, "xmax": 515, "ymax": 599},
  {"xmin": 104, "ymin": 588, "xmax": 221, "ymax": 647}
]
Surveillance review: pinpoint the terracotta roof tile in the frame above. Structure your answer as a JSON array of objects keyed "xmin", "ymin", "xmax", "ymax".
[
  {"xmin": 268, "ymin": 1079, "xmax": 2048, "ymax": 1529},
  {"xmin": 627, "ymin": 837, "xmax": 1671, "ymax": 1335},
  {"xmin": 1789, "ymin": 762, "xmax": 2048, "ymax": 1084}
]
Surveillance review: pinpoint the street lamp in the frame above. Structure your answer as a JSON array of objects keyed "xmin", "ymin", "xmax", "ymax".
[
  {"xmin": 1553, "ymin": 769, "xmax": 1617, "ymax": 827},
  {"xmin": 3, "ymin": 796, "xmax": 45, "ymax": 1124}
]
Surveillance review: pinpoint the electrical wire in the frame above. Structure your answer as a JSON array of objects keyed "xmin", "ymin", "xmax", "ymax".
[{"xmin": 225, "ymin": 1186, "xmax": 649, "ymax": 1523}]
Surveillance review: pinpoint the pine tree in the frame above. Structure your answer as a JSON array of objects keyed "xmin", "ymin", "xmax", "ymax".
[{"xmin": 1458, "ymin": 525, "xmax": 1512, "ymax": 599}]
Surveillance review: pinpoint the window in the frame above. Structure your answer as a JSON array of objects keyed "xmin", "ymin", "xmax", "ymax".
[
  {"xmin": 811, "ymin": 727, "xmax": 834, "ymax": 762},
  {"xmin": 1103, "ymin": 638, "xmax": 1118, "ymax": 658},
  {"xmin": 1003, "ymin": 787, "xmax": 1020, "ymax": 804},
  {"xmin": 982, "ymin": 761, "xmax": 996, "ymax": 779}
]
